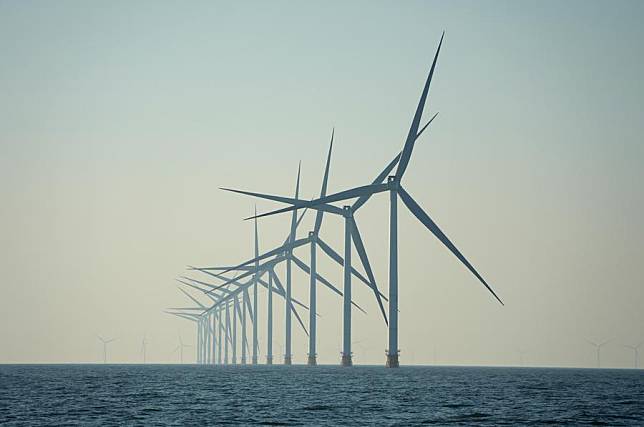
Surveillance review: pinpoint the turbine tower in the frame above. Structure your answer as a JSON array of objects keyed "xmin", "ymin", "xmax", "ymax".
[
  {"xmin": 252, "ymin": 206, "xmax": 259, "ymax": 365},
  {"xmin": 285, "ymin": 163, "xmax": 301, "ymax": 365},
  {"xmin": 97, "ymin": 336, "xmax": 115, "ymax": 364}
]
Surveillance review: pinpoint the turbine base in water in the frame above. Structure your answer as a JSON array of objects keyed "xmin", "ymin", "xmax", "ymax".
[
  {"xmin": 252, "ymin": 356, "xmax": 258, "ymax": 365},
  {"xmin": 341, "ymin": 354, "xmax": 352, "ymax": 367},
  {"xmin": 386, "ymin": 354, "xmax": 399, "ymax": 368},
  {"xmin": 284, "ymin": 356, "xmax": 292, "ymax": 365},
  {"xmin": 266, "ymin": 356, "xmax": 273, "ymax": 365},
  {"xmin": 307, "ymin": 355, "xmax": 317, "ymax": 366}
]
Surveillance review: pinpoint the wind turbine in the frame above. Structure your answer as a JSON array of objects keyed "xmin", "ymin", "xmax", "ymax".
[
  {"xmin": 587, "ymin": 339, "xmax": 610, "ymax": 368},
  {"xmin": 236, "ymin": 32, "xmax": 503, "ymax": 367},
  {"xmin": 174, "ymin": 335, "xmax": 191, "ymax": 364},
  {"xmin": 165, "ymin": 311, "xmax": 202, "ymax": 363},
  {"xmin": 175, "ymin": 284, "xmax": 213, "ymax": 364},
  {"xmin": 97, "ymin": 336, "xmax": 115, "ymax": 364},
  {"xmin": 623, "ymin": 342, "xmax": 643, "ymax": 369},
  {"xmin": 141, "ymin": 334, "xmax": 148, "ymax": 364}
]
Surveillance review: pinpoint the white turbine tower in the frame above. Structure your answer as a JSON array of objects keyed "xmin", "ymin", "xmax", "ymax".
[
  {"xmin": 97, "ymin": 336, "xmax": 115, "ymax": 364},
  {"xmin": 141, "ymin": 334, "xmax": 148, "ymax": 364}
]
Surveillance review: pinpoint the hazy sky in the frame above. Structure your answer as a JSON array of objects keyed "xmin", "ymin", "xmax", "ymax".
[{"xmin": 1, "ymin": 0, "xmax": 643, "ymax": 366}]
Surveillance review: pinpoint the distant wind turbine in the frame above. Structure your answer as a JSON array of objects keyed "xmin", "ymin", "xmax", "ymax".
[
  {"xmin": 141, "ymin": 334, "xmax": 148, "ymax": 364},
  {"xmin": 518, "ymin": 348, "xmax": 527, "ymax": 367},
  {"xmin": 173, "ymin": 335, "xmax": 191, "ymax": 364},
  {"xmin": 623, "ymin": 342, "xmax": 643, "ymax": 369},
  {"xmin": 587, "ymin": 339, "xmax": 610, "ymax": 368},
  {"xmin": 97, "ymin": 336, "xmax": 116, "ymax": 364}
]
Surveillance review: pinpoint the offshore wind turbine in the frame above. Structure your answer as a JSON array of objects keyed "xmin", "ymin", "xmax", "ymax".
[
  {"xmin": 587, "ymin": 339, "xmax": 610, "ymax": 368},
  {"xmin": 141, "ymin": 334, "xmax": 148, "ymax": 364},
  {"xmin": 175, "ymin": 279, "xmax": 222, "ymax": 364},
  {"xmin": 623, "ymin": 342, "xmax": 643, "ymax": 369},
  {"xmin": 175, "ymin": 284, "xmax": 212, "ymax": 363},
  {"xmin": 97, "ymin": 336, "xmax": 115, "ymax": 364},
  {"xmin": 241, "ymin": 32, "xmax": 503, "ymax": 367},
  {"xmin": 174, "ymin": 335, "xmax": 191, "ymax": 364},
  {"xmin": 164, "ymin": 311, "xmax": 202, "ymax": 363}
]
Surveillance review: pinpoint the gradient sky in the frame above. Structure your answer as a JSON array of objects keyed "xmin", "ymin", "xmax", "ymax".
[{"xmin": 1, "ymin": 0, "xmax": 643, "ymax": 366}]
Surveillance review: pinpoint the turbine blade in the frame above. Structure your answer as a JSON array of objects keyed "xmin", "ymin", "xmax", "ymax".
[
  {"xmin": 213, "ymin": 237, "xmax": 310, "ymax": 276},
  {"xmin": 289, "ymin": 163, "xmax": 302, "ymax": 244},
  {"xmin": 396, "ymin": 32, "xmax": 444, "ymax": 179},
  {"xmin": 352, "ymin": 152, "xmax": 401, "ymax": 211},
  {"xmin": 256, "ymin": 276, "xmax": 297, "ymax": 308},
  {"xmin": 250, "ymin": 202, "xmax": 342, "ymax": 221},
  {"xmin": 417, "ymin": 112, "xmax": 439, "ymax": 141},
  {"xmin": 249, "ymin": 184, "xmax": 386, "ymax": 221},
  {"xmin": 200, "ymin": 268, "xmax": 255, "ymax": 294},
  {"xmin": 398, "ymin": 185, "xmax": 503, "ymax": 306},
  {"xmin": 220, "ymin": 187, "xmax": 299, "ymax": 206},
  {"xmin": 317, "ymin": 236, "xmax": 388, "ymax": 301},
  {"xmin": 350, "ymin": 217, "xmax": 388, "ymax": 324},
  {"xmin": 289, "ymin": 254, "xmax": 365, "ymax": 313},
  {"xmin": 176, "ymin": 279, "xmax": 219, "ymax": 302},
  {"xmin": 243, "ymin": 288, "xmax": 254, "ymax": 324},
  {"xmin": 177, "ymin": 286, "xmax": 207, "ymax": 309},
  {"xmin": 291, "ymin": 254, "xmax": 341, "ymax": 297},
  {"xmin": 314, "ymin": 129, "xmax": 334, "ymax": 234},
  {"xmin": 268, "ymin": 269, "xmax": 309, "ymax": 310},
  {"xmin": 290, "ymin": 298, "xmax": 309, "ymax": 337},
  {"xmin": 254, "ymin": 205, "xmax": 259, "ymax": 258},
  {"xmin": 277, "ymin": 208, "xmax": 307, "ymax": 248},
  {"xmin": 234, "ymin": 298, "xmax": 243, "ymax": 321},
  {"xmin": 164, "ymin": 310, "xmax": 199, "ymax": 320},
  {"xmin": 189, "ymin": 265, "xmax": 255, "ymax": 271}
]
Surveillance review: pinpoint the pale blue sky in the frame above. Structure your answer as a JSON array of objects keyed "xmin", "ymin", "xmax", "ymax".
[{"xmin": 1, "ymin": 1, "xmax": 643, "ymax": 365}]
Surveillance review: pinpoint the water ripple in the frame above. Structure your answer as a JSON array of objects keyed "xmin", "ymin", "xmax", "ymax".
[{"xmin": 1, "ymin": 365, "xmax": 643, "ymax": 426}]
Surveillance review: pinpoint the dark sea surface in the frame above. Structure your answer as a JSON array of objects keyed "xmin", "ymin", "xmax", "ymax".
[{"xmin": 1, "ymin": 365, "xmax": 643, "ymax": 426}]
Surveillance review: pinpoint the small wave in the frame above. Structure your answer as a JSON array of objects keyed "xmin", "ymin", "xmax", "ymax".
[{"xmin": 301, "ymin": 404, "xmax": 333, "ymax": 411}]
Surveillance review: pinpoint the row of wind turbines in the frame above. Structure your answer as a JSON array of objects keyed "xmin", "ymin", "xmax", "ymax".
[
  {"xmin": 95, "ymin": 334, "xmax": 643, "ymax": 368},
  {"xmin": 166, "ymin": 32, "xmax": 503, "ymax": 367},
  {"xmin": 587, "ymin": 340, "xmax": 644, "ymax": 369},
  {"xmin": 97, "ymin": 335, "xmax": 194, "ymax": 364}
]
